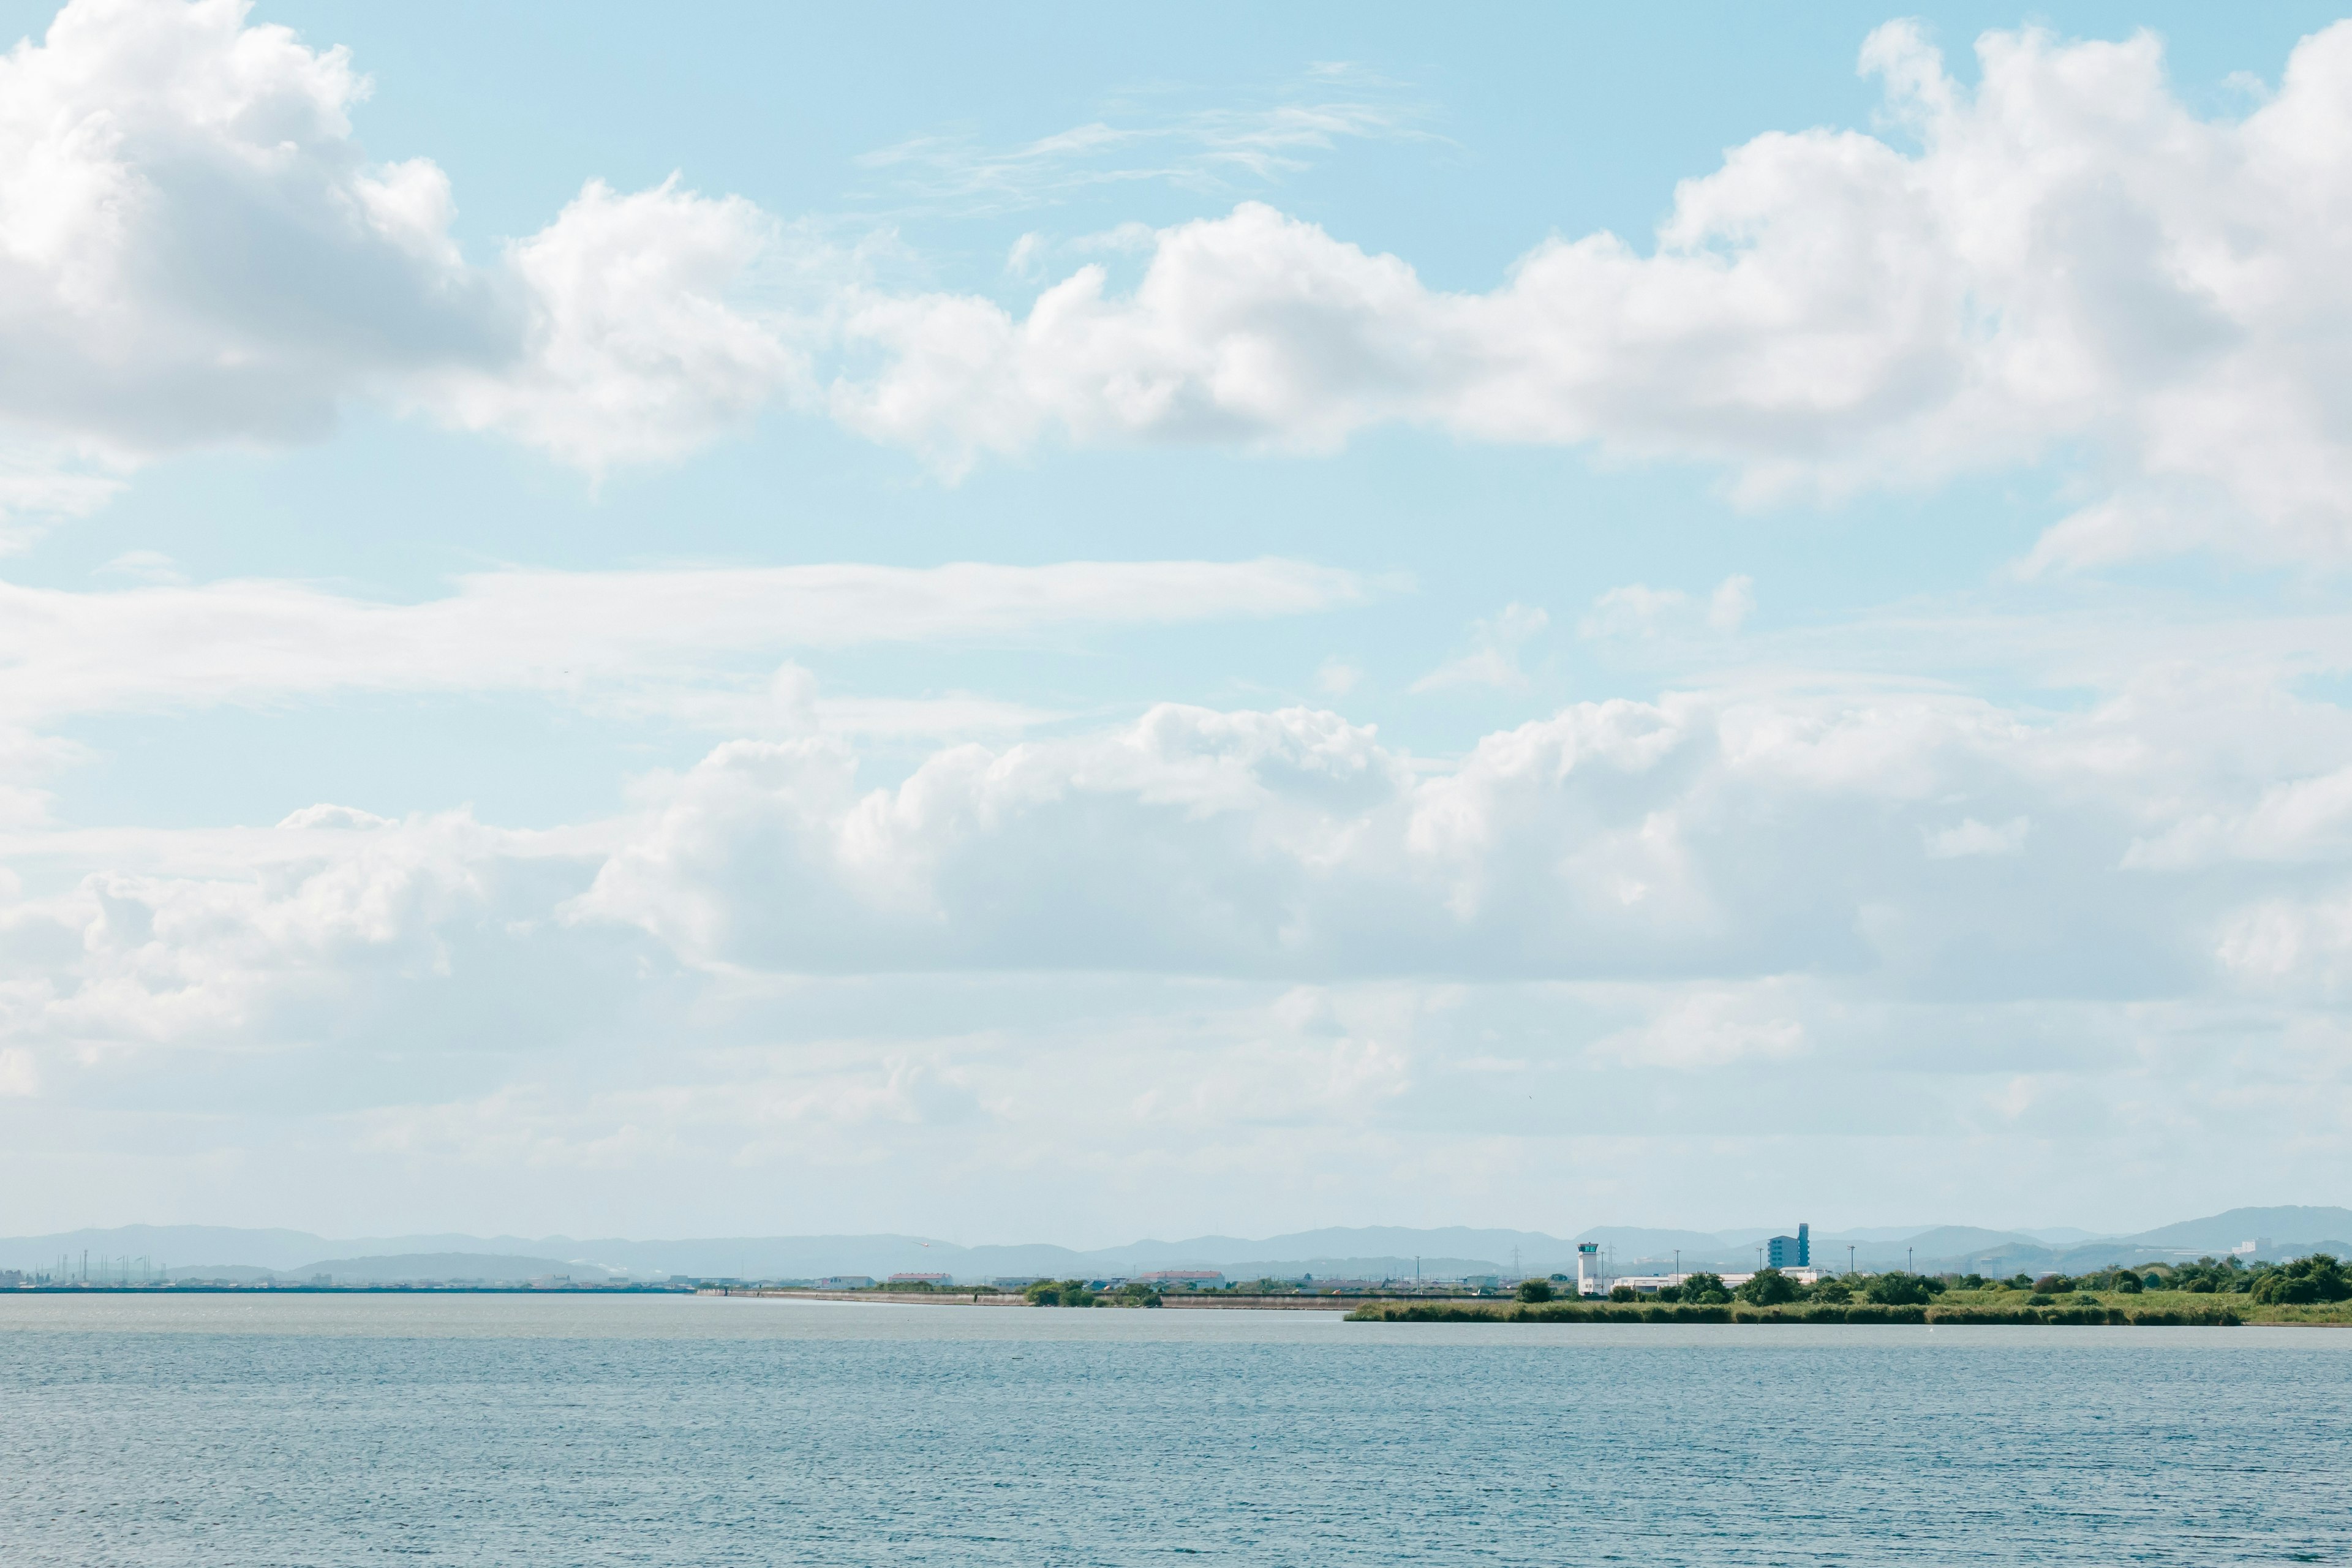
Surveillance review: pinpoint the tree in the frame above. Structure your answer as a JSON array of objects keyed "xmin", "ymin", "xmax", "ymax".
[
  {"xmin": 1025, "ymin": 1278, "xmax": 1096, "ymax": 1308},
  {"xmin": 2252, "ymin": 1254, "xmax": 2350, "ymax": 1305},
  {"xmin": 1517, "ymin": 1279, "xmax": 1554, "ymax": 1303},
  {"xmin": 1736, "ymin": 1267, "xmax": 1798, "ymax": 1306},
  {"xmin": 1865, "ymin": 1272, "xmax": 1932, "ymax": 1306},
  {"xmin": 1609, "ymin": 1285, "xmax": 1637, "ymax": 1302},
  {"xmin": 1681, "ymin": 1272, "xmax": 1731, "ymax": 1305},
  {"xmin": 1808, "ymin": 1277, "xmax": 1854, "ymax": 1305}
]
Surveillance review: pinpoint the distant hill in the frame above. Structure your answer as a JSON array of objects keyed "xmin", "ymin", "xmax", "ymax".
[
  {"xmin": 5, "ymin": 1208, "xmax": 2343, "ymax": 1284},
  {"xmin": 294, "ymin": 1253, "xmax": 612, "ymax": 1284},
  {"xmin": 2116, "ymin": 1207, "xmax": 2352, "ymax": 1252}
]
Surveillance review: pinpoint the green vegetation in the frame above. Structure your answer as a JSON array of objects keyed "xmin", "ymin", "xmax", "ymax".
[
  {"xmin": 1516, "ymin": 1279, "xmax": 1554, "ymax": 1303},
  {"xmin": 1021, "ymin": 1278, "xmax": 1163, "ymax": 1308},
  {"xmin": 1344, "ymin": 1255, "xmax": 2352, "ymax": 1326},
  {"xmin": 1736, "ymin": 1267, "xmax": 1800, "ymax": 1306}
]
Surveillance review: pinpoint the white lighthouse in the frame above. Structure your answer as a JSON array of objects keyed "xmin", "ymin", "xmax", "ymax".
[{"xmin": 1576, "ymin": 1242, "xmax": 1602, "ymax": 1297}]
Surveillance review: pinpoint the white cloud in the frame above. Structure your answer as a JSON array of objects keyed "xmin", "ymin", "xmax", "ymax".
[
  {"xmin": 1580, "ymin": 586, "xmax": 1688, "ymax": 642},
  {"xmin": 13, "ymin": 2, "xmax": 2352, "ymax": 570},
  {"xmin": 1314, "ymin": 657, "xmax": 1362, "ymax": 697},
  {"xmin": 852, "ymin": 87, "xmax": 1430, "ymax": 217},
  {"xmin": 826, "ymin": 23, "xmax": 2352, "ymax": 565},
  {"xmin": 9, "ymin": 656, "xmax": 2352, "ymax": 1225},
  {"xmin": 0, "ymin": 558, "xmax": 1360, "ymax": 723},
  {"xmin": 542, "ymin": 684, "xmax": 2150, "ymax": 984},
  {"xmin": 0, "ymin": 0, "xmax": 795, "ymax": 483},
  {"xmin": 1923, "ymin": 816, "xmax": 2030, "ymax": 859},
  {"xmin": 1411, "ymin": 604, "xmax": 1547, "ymax": 692},
  {"xmin": 1708, "ymin": 575, "xmax": 1755, "ymax": 634},
  {"xmin": 1589, "ymin": 987, "xmax": 1807, "ymax": 1069}
]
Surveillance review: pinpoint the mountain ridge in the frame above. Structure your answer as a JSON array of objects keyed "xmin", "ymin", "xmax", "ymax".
[{"xmin": 6, "ymin": 1207, "xmax": 2345, "ymax": 1283}]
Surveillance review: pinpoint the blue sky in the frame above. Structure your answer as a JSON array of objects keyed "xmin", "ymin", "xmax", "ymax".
[{"xmin": 2, "ymin": 0, "xmax": 2350, "ymax": 1243}]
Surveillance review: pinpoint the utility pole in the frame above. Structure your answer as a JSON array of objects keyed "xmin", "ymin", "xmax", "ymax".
[
  {"xmin": 1908, "ymin": 1248, "xmax": 1914, "ymax": 1275},
  {"xmin": 1673, "ymin": 1250, "xmax": 1679, "ymax": 1281},
  {"xmin": 1849, "ymin": 1245, "xmax": 1855, "ymax": 1275}
]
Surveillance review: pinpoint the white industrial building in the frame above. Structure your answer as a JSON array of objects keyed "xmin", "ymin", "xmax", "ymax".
[{"xmin": 1610, "ymin": 1268, "xmax": 1833, "ymax": 1292}]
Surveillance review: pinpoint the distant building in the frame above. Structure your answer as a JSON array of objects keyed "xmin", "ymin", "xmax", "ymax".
[
  {"xmin": 1137, "ymin": 1270, "xmax": 1224, "ymax": 1287},
  {"xmin": 817, "ymin": 1275, "xmax": 875, "ymax": 1290},
  {"xmin": 888, "ymin": 1272, "xmax": 951, "ymax": 1284},
  {"xmin": 990, "ymin": 1276, "xmax": 1044, "ymax": 1289},
  {"xmin": 1613, "ymin": 1268, "xmax": 1832, "ymax": 1292},
  {"xmin": 1766, "ymin": 1224, "xmax": 1811, "ymax": 1269},
  {"xmin": 1463, "ymin": 1274, "xmax": 1502, "ymax": 1289},
  {"xmin": 1577, "ymin": 1242, "xmax": 1603, "ymax": 1297}
]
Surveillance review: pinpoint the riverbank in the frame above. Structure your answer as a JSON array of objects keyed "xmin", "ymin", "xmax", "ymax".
[{"xmin": 1348, "ymin": 1289, "xmax": 2352, "ymax": 1325}]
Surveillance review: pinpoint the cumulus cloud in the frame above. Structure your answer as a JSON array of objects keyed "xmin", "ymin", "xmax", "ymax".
[
  {"xmin": 13, "ymin": 2, "xmax": 2352, "ymax": 570},
  {"xmin": 10, "ymin": 660, "xmax": 2350, "ymax": 1047},
  {"xmin": 554, "ymin": 684, "xmax": 2205, "ymax": 989},
  {"xmin": 0, "ymin": 0, "xmax": 796, "ymax": 494},
  {"xmin": 10, "ymin": 655, "xmax": 2352, "ymax": 1224},
  {"xmin": 827, "ymin": 23, "xmax": 2352, "ymax": 565}
]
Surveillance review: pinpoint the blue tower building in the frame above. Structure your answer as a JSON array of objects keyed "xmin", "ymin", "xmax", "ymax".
[{"xmin": 1766, "ymin": 1223, "xmax": 1810, "ymax": 1268}]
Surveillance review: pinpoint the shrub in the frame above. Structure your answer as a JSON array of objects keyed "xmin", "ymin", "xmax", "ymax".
[
  {"xmin": 1609, "ymin": 1285, "xmax": 1637, "ymax": 1302},
  {"xmin": 1024, "ymin": 1279, "xmax": 1096, "ymax": 1308},
  {"xmin": 1517, "ymin": 1279, "xmax": 1555, "ymax": 1304},
  {"xmin": 1809, "ymin": 1278, "xmax": 1854, "ymax": 1304},
  {"xmin": 1654, "ymin": 1285, "xmax": 1683, "ymax": 1303},
  {"xmin": 1866, "ymin": 1272, "xmax": 1933, "ymax": 1306},
  {"xmin": 2026, "ymin": 1292, "xmax": 2054, "ymax": 1306},
  {"xmin": 2035, "ymin": 1274, "xmax": 2071, "ymax": 1294},
  {"xmin": 2114, "ymin": 1272, "xmax": 2143, "ymax": 1295}
]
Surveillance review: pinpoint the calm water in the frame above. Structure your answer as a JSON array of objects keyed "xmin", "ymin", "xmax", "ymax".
[{"xmin": 2, "ymin": 1295, "xmax": 2346, "ymax": 1566}]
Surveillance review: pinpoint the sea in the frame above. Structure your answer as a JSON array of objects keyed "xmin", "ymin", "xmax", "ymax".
[{"xmin": 2, "ymin": 1293, "xmax": 2346, "ymax": 1565}]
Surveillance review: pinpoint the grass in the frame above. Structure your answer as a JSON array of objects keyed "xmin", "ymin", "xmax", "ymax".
[{"xmin": 1345, "ymin": 1289, "xmax": 2352, "ymax": 1326}]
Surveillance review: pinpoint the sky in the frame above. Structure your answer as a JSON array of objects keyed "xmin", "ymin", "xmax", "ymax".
[{"xmin": 2, "ymin": 0, "xmax": 2351, "ymax": 1244}]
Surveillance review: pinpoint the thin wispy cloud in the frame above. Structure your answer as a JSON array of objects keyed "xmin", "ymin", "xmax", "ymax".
[{"xmin": 851, "ymin": 69, "xmax": 1438, "ymax": 216}]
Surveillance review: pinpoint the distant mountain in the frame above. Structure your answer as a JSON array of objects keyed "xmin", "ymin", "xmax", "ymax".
[
  {"xmin": 1880, "ymin": 1226, "xmax": 2045, "ymax": 1259},
  {"xmin": 2115, "ymin": 1207, "xmax": 2352, "ymax": 1253},
  {"xmin": 1578, "ymin": 1226, "xmax": 1746, "ymax": 1263},
  {"xmin": 3, "ymin": 1226, "xmax": 345, "ymax": 1273},
  {"xmin": 295, "ymin": 1253, "xmax": 612, "ymax": 1284},
  {"xmin": 6, "ymin": 1209, "xmax": 2343, "ymax": 1284}
]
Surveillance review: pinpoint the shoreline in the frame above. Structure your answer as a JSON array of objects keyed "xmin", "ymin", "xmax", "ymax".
[{"xmin": 1346, "ymin": 1294, "xmax": 2352, "ymax": 1327}]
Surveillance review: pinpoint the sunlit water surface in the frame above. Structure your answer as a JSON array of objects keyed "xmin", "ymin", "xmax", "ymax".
[{"xmin": 3, "ymin": 1294, "xmax": 2346, "ymax": 1565}]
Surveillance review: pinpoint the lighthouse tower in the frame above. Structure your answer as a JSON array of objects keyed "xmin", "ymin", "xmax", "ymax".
[{"xmin": 1576, "ymin": 1242, "xmax": 1602, "ymax": 1297}]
